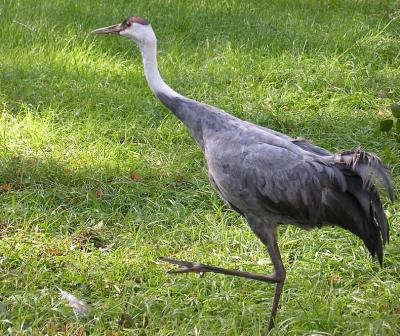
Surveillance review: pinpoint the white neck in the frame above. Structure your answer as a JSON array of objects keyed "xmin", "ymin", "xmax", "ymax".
[{"xmin": 139, "ymin": 41, "xmax": 180, "ymax": 98}]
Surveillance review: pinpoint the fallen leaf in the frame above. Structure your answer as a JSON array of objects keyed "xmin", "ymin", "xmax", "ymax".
[
  {"xmin": 95, "ymin": 189, "xmax": 103, "ymax": 199},
  {"xmin": 282, "ymin": 106, "xmax": 290, "ymax": 112},
  {"xmin": 130, "ymin": 172, "xmax": 141, "ymax": 182},
  {"xmin": 47, "ymin": 249, "xmax": 64, "ymax": 256},
  {"xmin": 58, "ymin": 287, "xmax": 90, "ymax": 317},
  {"xmin": 0, "ymin": 184, "xmax": 10, "ymax": 191}
]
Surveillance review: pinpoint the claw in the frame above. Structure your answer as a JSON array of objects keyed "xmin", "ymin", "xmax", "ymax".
[{"xmin": 159, "ymin": 257, "xmax": 208, "ymax": 274}]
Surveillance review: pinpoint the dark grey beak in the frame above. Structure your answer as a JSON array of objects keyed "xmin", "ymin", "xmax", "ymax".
[{"xmin": 91, "ymin": 23, "xmax": 124, "ymax": 35}]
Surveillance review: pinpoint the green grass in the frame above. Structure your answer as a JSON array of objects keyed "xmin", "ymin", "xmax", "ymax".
[{"xmin": 1, "ymin": 0, "xmax": 400, "ymax": 334}]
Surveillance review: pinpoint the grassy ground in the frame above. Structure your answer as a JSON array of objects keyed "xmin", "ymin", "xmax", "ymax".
[{"xmin": 1, "ymin": 0, "xmax": 400, "ymax": 335}]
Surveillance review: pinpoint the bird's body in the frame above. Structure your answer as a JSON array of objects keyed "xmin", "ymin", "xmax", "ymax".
[
  {"xmin": 92, "ymin": 17, "xmax": 394, "ymax": 332},
  {"xmin": 158, "ymin": 92, "xmax": 392, "ymax": 261}
]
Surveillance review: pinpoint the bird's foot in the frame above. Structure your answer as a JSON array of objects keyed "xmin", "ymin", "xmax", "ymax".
[
  {"xmin": 159, "ymin": 257, "xmax": 210, "ymax": 274},
  {"xmin": 160, "ymin": 256, "xmax": 284, "ymax": 333}
]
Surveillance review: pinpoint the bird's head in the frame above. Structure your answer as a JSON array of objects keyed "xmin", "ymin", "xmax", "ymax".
[{"xmin": 91, "ymin": 16, "xmax": 155, "ymax": 46}]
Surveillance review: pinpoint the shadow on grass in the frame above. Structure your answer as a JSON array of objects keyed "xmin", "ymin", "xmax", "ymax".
[{"xmin": 0, "ymin": 154, "xmax": 213, "ymax": 233}]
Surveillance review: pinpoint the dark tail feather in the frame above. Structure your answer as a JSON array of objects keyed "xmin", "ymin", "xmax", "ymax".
[
  {"xmin": 370, "ymin": 188, "xmax": 389, "ymax": 243},
  {"xmin": 345, "ymin": 179, "xmax": 389, "ymax": 245},
  {"xmin": 326, "ymin": 148, "xmax": 394, "ymax": 265},
  {"xmin": 323, "ymin": 188, "xmax": 385, "ymax": 266},
  {"xmin": 365, "ymin": 222, "xmax": 384, "ymax": 266}
]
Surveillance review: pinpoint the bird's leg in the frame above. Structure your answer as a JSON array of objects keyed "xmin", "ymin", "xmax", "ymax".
[
  {"xmin": 160, "ymin": 257, "xmax": 280, "ymax": 283},
  {"xmin": 260, "ymin": 228, "xmax": 286, "ymax": 331},
  {"xmin": 160, "ymin": 225, "xmax": 285, "ymax": 332}
]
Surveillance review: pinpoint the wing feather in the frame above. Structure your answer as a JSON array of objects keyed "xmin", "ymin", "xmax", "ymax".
[{"xmin": 242, "ymin": 144, "xmax": 341, "ymax": 226}]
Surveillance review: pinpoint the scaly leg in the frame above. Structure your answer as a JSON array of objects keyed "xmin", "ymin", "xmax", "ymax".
[
  {"xmin": 160, "ymin": 257, "xmax": 281, "ymax": 283},
  {"xmin": 160, "ymin": 225, "xmax": 285, "ymax": 332},
  {"xmin": 263, "ymin": 232, "xmax": 285, "ymax": 331}
]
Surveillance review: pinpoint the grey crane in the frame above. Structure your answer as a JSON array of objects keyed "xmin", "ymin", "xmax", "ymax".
[{"xmin": 92, "ymin": 17, "xmax": 394, "ymax": 331}]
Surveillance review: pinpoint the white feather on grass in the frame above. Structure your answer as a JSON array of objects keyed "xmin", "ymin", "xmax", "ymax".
[{"xmin": 57, "ymin": 287, "xmax": 90, "ymax": 317}]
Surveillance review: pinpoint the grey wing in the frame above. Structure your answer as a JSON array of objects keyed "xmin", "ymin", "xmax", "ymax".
[
  {"xmin": 242, "ymin": 120, "xmax": 294, "ymax": 142},
  {"xmin": 244, "ymin": 120, "xmax": 332, "ymax": 157},
  {"xmin": 240, "ymin": 144, "xmax": 345, "ymax": 226},
  {"xmin": 242, "ymin": 120, "xmax": 333, "ymax": 157}
]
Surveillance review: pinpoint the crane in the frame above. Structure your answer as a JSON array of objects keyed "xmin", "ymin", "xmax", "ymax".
[{"xmin": 92, "ymin": 17, "xmax": 394, "ymax": 331}]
